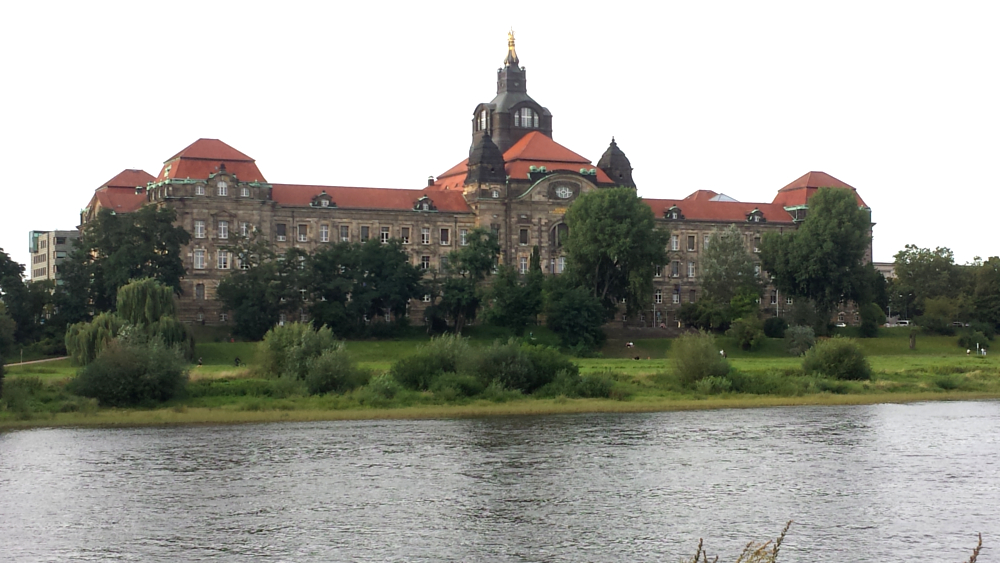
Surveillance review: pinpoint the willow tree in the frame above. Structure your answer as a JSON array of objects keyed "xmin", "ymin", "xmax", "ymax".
[{"xmin": 65, "ymin": 278, "xmax": 192, "ymax": 364}]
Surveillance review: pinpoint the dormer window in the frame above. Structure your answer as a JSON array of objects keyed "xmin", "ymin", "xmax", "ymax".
[
  {"xmin": 514, "ymin": 107, "xmax": 538, "ymax": 128},
  {"xmin": 321, "ymin": 199, "xmax": 329, "ymax": 208},
  {"xmin": 665, "ymin": 206, "xmax": 684, "ymax": 220},
  {"xmin": 479, "ymin": 110, "xmax": 487, "ymax": 131},
  {"xmin": 414, "ymin": 196, "xmax": 436, "ymax": 211},
  {"xmin": 217, "ymin": 181, "xmax": 228, "ymax": 196},
  {"xmin": 747, "ymin": 209, "xmax": 766, "ymax": 223},
  {"xmin": 311, "ymin": 191, "xmax": 335, "ymax": 208}
]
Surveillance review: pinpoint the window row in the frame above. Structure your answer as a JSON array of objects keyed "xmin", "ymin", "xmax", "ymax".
[
  {"xmin": 193, "ymin": 181, "xmax": 252, "ymax": 198},
  {"xmin": 669, "ymin": 233, "xmax": 762, "ymax": 253},
  {"xmin": 652, "ymin": 289, "xmax": 698, "ymax": 305},
  {"xmin": 273, "ymin": 224, "xmax": 469, "ymax": 246},
  {"xmin": 192, "ymin": 250, "xmax": 245, "ymax": 271},
  {"xmin": 654, "ymin": 261, "xmax": 697, "ymax": 278},
  {"xmin": 194, "ymin": 220, "xmax": 252, "ymax": 239}
]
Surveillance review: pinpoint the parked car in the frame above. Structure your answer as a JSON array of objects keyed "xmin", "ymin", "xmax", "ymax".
[{"xmin": 835, "ymin": 322, "xmax": 847, "ymax": 328}]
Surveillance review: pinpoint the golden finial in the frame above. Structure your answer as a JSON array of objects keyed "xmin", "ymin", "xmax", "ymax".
[{"xmin": 504, "ymin": 29, "xmax": 519, "ymax": 67}]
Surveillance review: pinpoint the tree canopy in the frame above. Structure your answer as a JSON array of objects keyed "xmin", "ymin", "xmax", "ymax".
[
  {"xmin": 699, "ymin": 224, "xmax": 762, "ymax": 305},
  {"xmin": 563, "ymin": 187, "xmax": 669, "ymax": 317},
  {"xmin": 759, "ymin": 188, "xmax": 871, "ymax": 321}
]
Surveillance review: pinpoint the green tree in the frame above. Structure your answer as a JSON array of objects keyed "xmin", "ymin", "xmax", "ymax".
[
  {"xmin": 700, "ymin": 225, "xmax": 762, "ymax": 305},
  {"xmin": 438, "ymin": 228, "xmax": 500, "ymax": 332},
  {"xmin": 484, "ymin": 246, "xmax": 543, "ymax": 335},
  {"xmin": 563, "ymin": 187, "xmax": 669, "ymax": 317},
  {"xmin": 544, "ymin": 275, "xmax": 606, "ymax": 350},
  {"xmin": 0, "ymin": 302, "xmax": 16, "ymax": 359},
  {"xmin": 973, "ymin": 256, "xmax": 1000, "ymax": 329},
  {"xmin": 759, "ymin": 188, "xmax": 871, "ymax": 330},
  {"xmin": 858, "ymin": 303, "xmax": 885, "ymax": 338},
  {"xmin": 0, "ymin": 247, "xmax": 35, "ymax": 343},
  {"xmin": 72, "ymin": 206, "xmax": 191, "ymax": 312},
  {"xmin": 349, "ymin": 239, "xmax": 423, "ymax": 325}
]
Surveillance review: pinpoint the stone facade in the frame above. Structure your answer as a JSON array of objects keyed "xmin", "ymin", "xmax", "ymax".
[{"xmin": 76, "ymin": 33, "xmax": 873, "ymax": 328}]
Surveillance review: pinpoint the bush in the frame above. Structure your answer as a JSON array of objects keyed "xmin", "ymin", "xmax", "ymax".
[
  {"xmin": 727, "ymin": 316, "xmax": 765, "ymax": 351},
  {"xmin": 785, "ymin": 325, "xmax": 815, "ymax": 356},
  {"xmin": 430, "ymin": 372, "xmax": 485, "ymax": 398},
  {"xmin": 257, "ymin": 323, "xmax": 338, "ymax": 379},
  {"xmin": 695, "ymin": 376, "xmax": 733, "ymax": 394},
  {"xmin": 70, "ymin": 339, "xmax": 189, "ymax": 407},
  {"xmin": 363, "ymin": 373, "xmax": 401, "ymax": 401},
  {"xmin": 858, "ymin": 303, "xmax": 885, "ymax": 338},
  {"xmin": 763, "ymin": 317, "xmax": 788, "ymax": 339},
  {"xmin": 958, "ymin": 330, "xmax": 990, "ymax": 352},
  {"xmin": 915, "ymin": 314, "xmax": 955, "ymax": 336},
  {"xmin": 801, "ymin": 337, "xmax": 871, "ymax": 381},
  {"xmin": 390, "ymin": 334, "xmax": 470, "ymax": 390},
  {"xmin": 728, "ymin": 370, "xmax": 804, "ymax": 396},
  {"xmin": 471, "ymin": 339, "xmax": 577, "ymax": 393},
  {"xmin": 577, "ymin": 373, "xmax": 615, "ymax": 398},
  {"xmin": 304, "ymin": 344, "xmax": 367, "ymax": 395},
  {"xmin": 672, "ymin": 331, "xmax": 730, "ymax": 386}
]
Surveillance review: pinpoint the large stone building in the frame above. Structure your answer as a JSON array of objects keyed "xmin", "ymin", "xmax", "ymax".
[
  {"xmin": 28, "ymin": 230, "xmax": 80, "ymax": 283},
  {"xmin": 78, "ymin": 33, "xmax": 872, "ymax": 327}
]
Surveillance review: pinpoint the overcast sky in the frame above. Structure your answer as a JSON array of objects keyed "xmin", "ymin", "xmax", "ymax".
[{"xmin": 2, "ymin": 0, "xmax": 997, "ymax": 271}]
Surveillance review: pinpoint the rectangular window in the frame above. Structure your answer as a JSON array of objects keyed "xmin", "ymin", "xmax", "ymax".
[
  {"xmin": 519, "ymin": 256, "xmax": 528, "ymax": 274},
  {"xmin": 754, "ymin": 264, "xmax": 761, "ymax": 277},
  {"xmin": 297, "ymin": 225, "xmax": 308, "ymax": 242},
  {"xmin": 754, "ymin": 236, "xmax": 761, "ymax": 253},
  {"xmin": 519, "ymin": 228, "xmax": 529, "ymax": 245},
  {"xmin": 381, "ymin": 226, "xmax": 391, "ymax": 243},
  {"xmin": 240, "ymin": 222, "xmax": 250, "ymax": 237},
  {"xmin": 401, "ymin": 227, "xmax": 410, "ymax": 244},
  {"xmin": 340, "ymin": 225, "xmax": 350, "ymax": 242},
  {"xmin": 195, "ymin": 283, "xmax": 205, "ymax": 300},
  {"xmin": 320, "ymin": 225, "xmax": 329, "ymax": 242},
  {"xmin": 672, "ymin": 291, "xmax": 680, "ymax": 304},
  {"xmin": 687, "ymin": 235, "xmax": 695, "ymax": 251},
  {"xmin": 420, "ymin": 255, "xmax": 430, "ymax": 270},
  {"xmin": 239, "ymin": 255, "xmax": 249, "ymax": 270},
  {"xmin": 421, "ymin": 227, "xmax": 430, "ymax": 245},
  {"xmin": 220, "ymin": 313, "xmax": 228, "ymax": 322},
  {"xmin": 217, "ymin": 251, "xmax": 230, "ymax": 270},
  {"xmin": 786, "ymin": 296, "xmax": 793, "ymax": 305},
  {"xmin": 440, "ymin": 256, "xmax": 449, "ymax": 270},
  {"xmin": 704, "ymin": 235, "xmax": 710, "ymax": 250},
  {"xmin": 217, "ymin": 183, "xmax": 228, "ymax": 196},
  {"xmin": 655, "ymin": 289, "xmax": 662, "ymax": 304},
  {"xmin": 770, "ymin": 291, "xmax": 778, "ymax": 305},
  {"xmin": 194, "ymin": 220, "xmax": 205, "ymax": 239},
  {"xmin": 687, "ymin": 262, "xmax": 695, "ymax": 278},
  {"xmin": 194, "ymin": 184, "xmax": 204, "ymax": 195},
  {"xmin": 218, "ymin": 221, "xmax": 229, "ymax": 239},
  {"xmin": 241, "ymin": 186, "xmax": 250, "ymax": 197},
  {"xmin": 276, "ymin": 223, "xmax": 287, "ymax": 242},
  {"xmin": 557, "ymin": 256, "xmax": 565, "ymax": 274},
  {"xmin": 360, "ymin": 226, "xmax": 369, "ymax": 242},
  {"xmin": 690, "ymin": 289, "xmax": 697, "ymax": 303},
  {"xmin": 671, "ymin": 235, "xmax": 679, "ymax": 251},
  {"xmin": 422, "ymin": 294, "xmax": 432, "ymax": 303},
  {"xmin": 194, "ymin": 249, "xmax": 205, "ymax": 269},
  {"xmin": 671, "ymin": 260, "xmax": 680, "ymax": 277},
  {"xmin": 440, "ymin": 228, "xmax": 450, "ymax": 245},
  {"xmin": 654, "ymin": 265, "xmax": 662, "ymax": 278},
  {"xmin": 460, "ymin": 229, "xmax": 468, "ymax": 246}
]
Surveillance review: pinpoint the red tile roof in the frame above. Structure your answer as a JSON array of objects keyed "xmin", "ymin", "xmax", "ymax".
[
  {"xmin": 271, "ymin": 184, "xmax": 473, "ymax": 213},
  {"xmin": 101, "ymin": 169, "xmax": 155, "ymax": 189},
  {"xmin": 429, "ymin": 131, "xmax": 612, "ymax": 189},
  {"xmin": 771, "ymin": 171, "xmax": 867, "ymax": 207},
  {"xmin": 156, "ymin": 138, "xmax": 267, "ymax": 183},
  {"xmin": 644, "ymin": 196, "xmax": 795, "ymax": 224},
  {"xmin": 95, "ymin": 187, "xmax": 147, "ymax": 213}
]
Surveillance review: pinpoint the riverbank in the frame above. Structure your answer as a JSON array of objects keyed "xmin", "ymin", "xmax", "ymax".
[{"xmin": 2, "ymin": 390, "xmax": 998, "ymax": 430}]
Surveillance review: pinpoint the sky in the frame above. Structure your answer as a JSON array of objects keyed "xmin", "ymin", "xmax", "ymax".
[{"xmin": 1, "ymin": 0, "xmax": 998, "ymax": 271}]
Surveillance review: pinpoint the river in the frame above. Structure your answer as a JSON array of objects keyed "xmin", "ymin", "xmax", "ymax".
[{"xmin": 1, "ymin": 401, "xmax": 997, "ymax": 562}]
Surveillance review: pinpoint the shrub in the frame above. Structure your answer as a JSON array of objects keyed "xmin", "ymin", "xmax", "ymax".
[
  {"xmin": 763, "ymin": 317, "xmax": 788, "ymax": 339},
  {"xmin": 577, "ymin": 373, "xmax": 615, "ymax": 398},
  {"xmin": 304, "ymin": 344, "xmax": 367, "ymax": 395},
  {"xmin": 801, "ymin": 337, "xmax": 871, "ymax": 381},
  {"xmin": 858, "ymin": 303, "xmax": 885, "ymax": 338},
  {"xmin": 391, "ymin": 334, "xmax": 471, "ymax": 390},
  {"xmin": 727, "ymin": 316, "xmax": 765, "ymax": 351},
  {"xmin": 70, "ymin": 339, "xmax": 189, "ymax": 407},
  {"xmin": 958, "ymin": 330, "xmax": 990, "ymax": 352},
  {"xmin": 0, "ymin": 354, "xmax": 4, "ymax": 399},
  {"xmin": 728, "ymin": 370, "xmax": 804, "ymax": 396},
  {"xmin": 429, "ymin": 372, "xmax": 485, "ymax": 398},
  {"xmin": 363, "ymin": 373, "xmax": 401, "ymax": 401},
  {"xmin": 785, "ymin": 325, "xmax": 815, "ymax": 356},
  {"xmin": 695, "ymin": 375, "xmax": 732, "ymax": 394},
  {"xmin": 471, "ymin": 339, "xmax": 577, "ymax": 393},
  {"xmin": 257, "ymin": 323, "xmax": 338, "ymax": 379},
  {"xmin": 672, "ymin": 331, "xmax": 730, "ymax": 386}
]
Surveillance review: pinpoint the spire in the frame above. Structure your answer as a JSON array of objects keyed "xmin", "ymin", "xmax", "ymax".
[
  {"xmin": 504, "ymin": 29, "xmax": 520, "ymax": 68},
  {"xmin": 597, "ymin": 137, "xmax": 636, "ymax": 188}
]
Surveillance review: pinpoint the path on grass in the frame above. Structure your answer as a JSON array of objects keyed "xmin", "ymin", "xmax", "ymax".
[{"xmin": 3, "ymin": 356, "xmax": 69, "ymax": 367}]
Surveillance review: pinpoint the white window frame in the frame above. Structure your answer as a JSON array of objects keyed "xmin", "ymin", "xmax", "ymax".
[
  {"xmin": 217, "ymin": 181, "xmax": 228, "ymax": 196},
  {"xmin": 241, "ymin": 186, "xmax": 250, "ymax": 197},
  {"xmin": 320, "ymin": 225, "xmax": 329, "ymax": 243},
  {"xmin": 194, "ymin": 220, "xmax": 205, "ymax": 239},
  {"xmin": 195, "ymin": 184, "xmax": 205, "ymax": 196},
  {"xmin": 240, "ymin": 222, "xmax": 250, "ymax": 237},
  {"xmin": 654, "ymin": 265, "xmax": 662, "ymax": 278},
  {"xmin": 194, "ymin": 249, "xmax": 205, "ymax": 270},
  {"xmin": 687, "ymin": 262, "xmax": 695, "ymax": 278},
  {"xmin": 672, "ymin": 291, "xmax": 680, "ymax": 304},
  {"xmin": 460, "ymin": 229, "xmax": 468, "ymax": 246},
  {"xmin": 340, "ymin": 225, "xmax": 350, "ymax": 242},
  {"xmin": 655, "ymin": 289, "xmax": 662, "ymax": 304},
  {"xmin": 217, "ymin": 250, "xmax": 230, "ymax": 270},
  {"xmin": 298, "ymin": 225, "xmax": 308, "ymax": 242},
  {"xmin": 440, "ymin": 228, "xmax": 450, "ymax": 245},
  {"xmin": 381, "ymin": 226, "xmax": 391, "ymax": 243},
  {"xmin": 519, "ymin": 256, "xmax": 528, "ymax": 274},
  {"xmin": 421, "ymin": 227, "xmax": 430, "ymax": 245},
  {"xmin": 218, "ymin": 221, "xmax": 229, "ymax": 240},
  {"xmin": 401, "ymin": 227, "xmax": 410, "ymax": 244},
  {"xmin": 420, "ymin": 255, "xmax": 430, "ymax": 270},
  {"xmin": 671, "ymin": 235, "xmax": 679, "ymax": 251}
]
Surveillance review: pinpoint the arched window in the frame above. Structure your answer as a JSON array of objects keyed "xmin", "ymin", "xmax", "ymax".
[
  {"xmin": 479, "ymin": 110, "xmax": 487, "ymax": 131},
  {"xmin": 514, "ymin": 107, "xmax": 538, "ymax": 128}
]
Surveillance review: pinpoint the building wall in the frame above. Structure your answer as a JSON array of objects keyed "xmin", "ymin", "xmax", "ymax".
[{"xmin": 28, "ymin": 230, "xmax": 79, "ymax": 284}]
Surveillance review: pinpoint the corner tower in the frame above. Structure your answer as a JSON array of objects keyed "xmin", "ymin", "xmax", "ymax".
[
  {"xmin": 597, "ymin": 137, "xmax": 636, "ymax": 188},
  {"xmin": 471, "ymin": 31, "xmax": 553, "ymax": 154}
]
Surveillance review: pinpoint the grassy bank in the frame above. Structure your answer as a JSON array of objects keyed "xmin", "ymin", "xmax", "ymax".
[{"xmin": 3, "ymin": 328, "xmax": 999, "ymax": 430}]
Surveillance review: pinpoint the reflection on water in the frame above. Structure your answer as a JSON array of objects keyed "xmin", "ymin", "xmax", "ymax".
[{"xmin": 1, "ymin": 402, "xmax": 998, "ymax": 562}]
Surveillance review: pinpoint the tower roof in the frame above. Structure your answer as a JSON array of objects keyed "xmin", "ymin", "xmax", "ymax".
[
  {"xmin": 771, "ymin": 171, "xmax": 867, "ymax": 207},
  {"xmin": 155, "ymin": 138, "xmax": 266, "ymax": 183},
  {"xmin": 596, "ymin": 137, "xmax": 636, "ymax": 188},
  {"xmin": 503, "ymin": 29, "xmax": 519, "ymax": 68}
]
